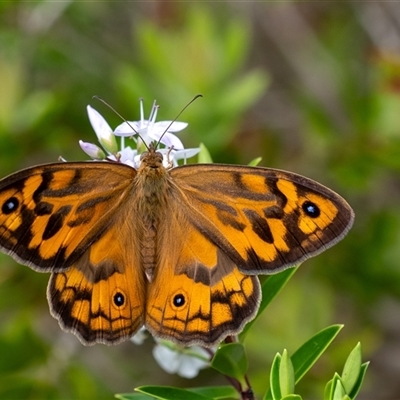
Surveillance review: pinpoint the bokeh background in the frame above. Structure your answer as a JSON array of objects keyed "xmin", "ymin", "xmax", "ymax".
[{"xmin": 1, "ymin": 1, "xmax": 400, "ymax": 399}]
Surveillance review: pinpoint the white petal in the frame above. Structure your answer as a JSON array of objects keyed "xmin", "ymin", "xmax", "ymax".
[
  {"xmin": 153, "ymin": 121, "xmax": 188, "ymax": 132},
  {"xmin": 152, "ymin": 343, "xmax": 209, "ymax": 378},
  {"xmin": 119, "ymin": 146, "xmax": 137, "ymax": 164},
  {"xmin": 152, "ymin": 345, "xmax": 180, "ymax": 374},
  {"xmin": 79, "ymin": 140, "xmax": 106, "ymax": 160},
  {"xmin": 133, "ymin": 154, "xmax": 142, "ymax": 168},
  {"xmin": 114, "ymin": 121, "xmax": 140, "ymax": 137},
  {"xmin": 87, "ymin": 106, "xmax": 113, "ymax": 142},
  {"xmin": 174, "ymin": 147, "xmax": 201, "ymax": 160},
  {"xmin": 158, "ymin": 132, "xmax": 184, "ymax": 150},
  {"xmin": 177, "ymin": 354, "xmax": 209, "ymax": 379},
  {"xmin": 86, "ymin": 106, "xmax": 118, "ymax": 154},
  {"xmin": 130, "ymin": 327, "xmax": 148, "ymax": 345}
]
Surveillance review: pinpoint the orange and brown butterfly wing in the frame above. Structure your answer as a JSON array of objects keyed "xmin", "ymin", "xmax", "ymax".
[
  {"xmin": 145, "ymin": 203, "xmax": 261, "ymax": 347},
  {"xmin": 145, "ymin": 163, "xmax": 353, "ymax": 347},
  {"xmin": 48, "ymin": 222, "xmax": 145, "ymax": 345},
  {"xmin": 0, "ymin": 162, "xmax": 145, "ymax": 344},
  {"xmin": 0, "ymin": 162, "xmax": 136, "ymax": 271},
  {"xmin": 170, "ymin": 164, "xmax": 354, "ymax": 274}
]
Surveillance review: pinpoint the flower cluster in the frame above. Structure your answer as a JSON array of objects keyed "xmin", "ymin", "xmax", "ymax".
[{"xmin": 81, "ymin": 99, "xmax": 200, "ymax": 168}]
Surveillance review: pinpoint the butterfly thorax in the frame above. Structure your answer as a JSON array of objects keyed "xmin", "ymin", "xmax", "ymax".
[{"xmin": 135, "ymin": 148, "xmax": 171, "ymax": 282}]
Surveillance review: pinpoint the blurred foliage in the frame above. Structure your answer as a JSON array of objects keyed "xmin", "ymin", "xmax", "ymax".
[{"xmin": 0, "ymin": 1, "xmax": 400, "ymax": 399}]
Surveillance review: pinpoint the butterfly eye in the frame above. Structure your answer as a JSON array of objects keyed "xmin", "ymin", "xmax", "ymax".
[
  {"xmin": 172, "ymin": 294, "xmax": 185, "ymax": 308},
  {"xmin": 2, "ymin": 197, "xmax": 19, "ymax": 214},
  {"xmin": 140, "ymin": 151, "xmax": 149, "ymax": 160},
  {"xmin": 113, "ymin": 292, "xmax": 125, "ymax": 307},
  {"xmin": 155, "ymin": 152, "xmax": 163, "ymax": 162},
  {"xmin": 302, "ymin": 201, "xmax": 320, "ymax": 218}
]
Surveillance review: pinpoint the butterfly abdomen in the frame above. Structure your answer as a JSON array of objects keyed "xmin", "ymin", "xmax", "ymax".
[
  {"xmin": 141, "ymin": 223, "xmax": 157, "ymax": 282},
  {"xmin": 136, "ymin": 151, "xmax": 172, "ymax": 283}
]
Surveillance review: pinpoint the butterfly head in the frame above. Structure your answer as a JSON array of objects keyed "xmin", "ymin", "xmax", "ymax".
[{"xmin": 139, "ymin": 143, "xmax": 167, "ymax": 174}]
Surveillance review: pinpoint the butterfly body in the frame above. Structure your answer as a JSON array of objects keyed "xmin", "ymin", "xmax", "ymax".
[{"xmin": 0, "ymin": 146, "xmax": 354, "ymax": 346}]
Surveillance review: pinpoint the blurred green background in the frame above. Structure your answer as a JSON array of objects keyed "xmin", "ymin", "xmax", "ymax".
[{"xmin": 1, "ymin": 1, "xmax": 400, "ymax": 399}]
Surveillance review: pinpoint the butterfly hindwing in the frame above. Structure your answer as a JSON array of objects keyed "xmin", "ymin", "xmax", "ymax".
[
  {"xmin": 145, "ymin": 205, "xmax": 261, "ymax": 347},
  {"xmin": 48, "ymin": 222, "xmax": 145, "ymax": 345}
]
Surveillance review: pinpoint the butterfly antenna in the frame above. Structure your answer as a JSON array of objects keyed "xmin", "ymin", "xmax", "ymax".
[
  {"xmin": 155, "ymin": 94, "xmax": 203, "ymax": 149},
  {"xmin": 92, "ymin": 95, "xmax": 149, "ymax": 151}
]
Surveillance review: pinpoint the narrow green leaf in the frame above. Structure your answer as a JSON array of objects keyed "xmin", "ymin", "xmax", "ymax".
[
  {"xmin": 116, "ymin": 394, "xmax": 153, "ymax": 400},
  {"xmin": 263, "ymin": 390, "xmax": 274, "ymax": 400},
  {"xmin": 326, "ymin": 374, "xmax": 344, "ymax": 400},
  {"xmin": 280, "ymin": 349, "xmax": 295, "ymax": 397},
  {"xmin": 292, "ymin": 325, "xmax": 344, "ymax": 383},
  {"xmin": 348, "ymin": 362, "xmax": 369, "ymax": 399},
  {"xmin": 324, "ymin": 379, "xmax": 333, "ymax": 400},
  {"xmin": 135, "ymin": 386, "xmax": 212, "ymax": 400},
  {"xmin": 211, "ymin": 343, "xmax": 248, "ymax": 381},
  {"xmin": 269, "ymin": 353, "xmax": 282, "ymax": 400},
  {"xmin": 198, "ymin": 143, "xmax": 213, "ymax": 163},
  {"xmin": 341, "ymin": 343, "xmax": 362, "ymax": 394},
  {"xmin": 248, "ymin": 156, "xmax": 262, "ymax": 166},
  {"xmin": 332, "ymin": 379, "xmax": 346, "ymax": 400},
  {"xmin": 189, "ymin": 386, "xmax": 238, "ymax": 399},
  {"xmin": 240, "ymin": 268, "xmax": 297, "ymax": 340}
]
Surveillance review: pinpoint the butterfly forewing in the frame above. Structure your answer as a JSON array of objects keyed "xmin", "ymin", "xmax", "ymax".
[
  {"xmin": 0, "ymin": 162, "xmax": 136, "ymax": 272},
  {"xmin": 170, "ymin": 164, "xmax": 354, "ymax": 274}
]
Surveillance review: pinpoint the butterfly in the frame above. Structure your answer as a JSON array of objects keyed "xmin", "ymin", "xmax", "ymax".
[{"xmin": 0, "ymin": 144, "xmax": 354, "ymax": 347}]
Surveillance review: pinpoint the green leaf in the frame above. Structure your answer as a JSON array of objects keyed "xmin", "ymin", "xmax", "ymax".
[
  {"xmin": 117, "ymin": 386, "xmax": 237, "ymax": 400},
  {"xmin": 198, "ymin": 143, "xmax": 213, "ymax": 163},
  {"xmin": 341, "ymin": 343, "xmax": 362, "ymax": 394},
  {"xmin": 211, "ymin": 343, "xmax": 248, "ymax": 382},
  {"xmin": 332, "ymin": 379, "xmax": 346, "ymax": 400},
  {"xmin": 324, "ymin": 379, "xmax": 333, "ymax": 400},
  {"xmin": 291, "ymin": 325, "xmax": 344, "ymax": 383},
  {"xmin": 326, "ymin": 373, "xmax": 344, "ymax": 400},
  {"xmin": 189, "ymin": 386, "xmax": 238, "ymax": 399},
  {"xmin": 248, "ymin": 156, "xmax": 262, "ymax": 166},
  {"xmin": 263, "ymin": 387, "xmax": 274, "ymax": 400},
  {"xmin": 116, "ymin": 393, "xmax": 154, "ymax": 400},
  {"xmin": 135, "ymin": 386, "xmax": 212, "ymax": 400},
  {"xmin": 348, "ymin": 362, "xmax": 369, "ymax": 399},
  {"xmin": 269, "ymin": 353, "xmax": 282, "ymax": 400},
  {"xmin": 280, "ymin": 349, "xmax": 295, "ymax": 397},
  {"xmin": 240, "ymin": 268, "xmax": 297, "ymax": 340},
  {"xmin": 281, "ymin": 395, "xmax": 302, "ymax": 400}
]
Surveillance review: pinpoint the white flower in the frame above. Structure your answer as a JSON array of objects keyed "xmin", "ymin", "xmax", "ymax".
[
  {"xmin": 87, "ymin": 105, "xmax": 118, "ymax": 154},
  {"xmin": 152, "ymin": 341, "xmax": 210, "ymax": 379},
  {"xmin": 130, "ymin": 327, "xmax": 148, "ymax": 345},
  {"xmin": 114, "ymin": 99, "xmax": 187, "ymax": 150},
  {"xmin": 79, "ymin": 140, "xmax": 106, "ymax": 160},
  {"xmin": 82, "ymin": 99, "xmax": 200, "ymax": 168}
]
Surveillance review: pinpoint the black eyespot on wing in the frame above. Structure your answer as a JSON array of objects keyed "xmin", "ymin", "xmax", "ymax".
[
  {"xmin": 173, "ymin": 294, "xmax": 185, "ymax": 307},
  {"xmin": 114, "ymin": 292, "xmax": 125, "ymax": 307},
  {"xmin": 302, "ymin": 201, "xmax": 320, "ymax": 218},
  {"xmin": 2, "ymin": 197, "xmax": 19, "ymax": 214}
]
